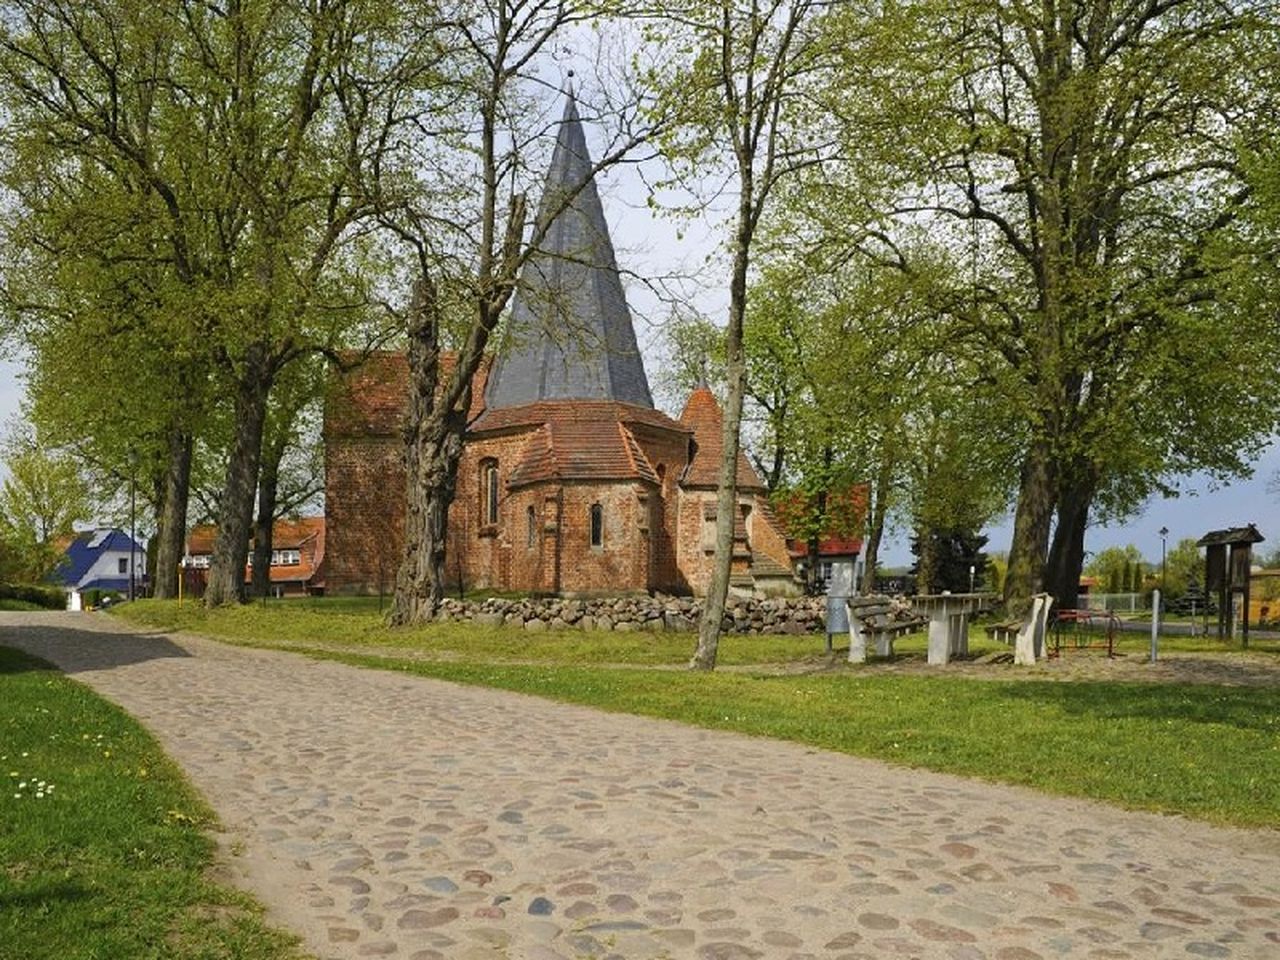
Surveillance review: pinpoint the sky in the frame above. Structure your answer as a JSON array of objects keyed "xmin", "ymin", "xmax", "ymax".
[{"xmin": 2, "ymin": 87, "xmax": 1276, "ymax": 569}]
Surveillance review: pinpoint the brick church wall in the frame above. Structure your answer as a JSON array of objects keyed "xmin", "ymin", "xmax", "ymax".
[
  {"xmin": 629, "ymin": 425, "xmax": 692, "ymax": 594},
  {"xmin": 324, "ymin": 436, "xmax": 405, "ymax": 595}
]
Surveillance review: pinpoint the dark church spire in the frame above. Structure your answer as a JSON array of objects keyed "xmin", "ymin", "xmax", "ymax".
[{"xmin": 484, "ymin": 93, "xmax": 654, "ymax": 410}]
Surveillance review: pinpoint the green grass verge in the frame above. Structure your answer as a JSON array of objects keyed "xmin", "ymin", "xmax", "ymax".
[
  {"xmin": 121, "ymin": 597, "xmax": 1017, "ymax": 664},
  {"xmin": 115, "ymin": 600, "xmax": 1280, "ymax": 829},
  {"xmin": 0, "ymin": 599, "xmax": 44, "ymax": 611},
  {"xmin": 0, "ymin": 646, "xmax": 309, "ymax": 960}
]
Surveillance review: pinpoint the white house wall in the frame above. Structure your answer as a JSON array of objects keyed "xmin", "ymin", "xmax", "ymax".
[{"xmin": 77, "ymin": 548, "xmax": 146, "ymax": 588}]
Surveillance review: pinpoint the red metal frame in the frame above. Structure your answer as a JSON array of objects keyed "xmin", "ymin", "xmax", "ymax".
[{"xmin": 1049, "ymin": 608, "xmax": 1119, "ymax": 658}]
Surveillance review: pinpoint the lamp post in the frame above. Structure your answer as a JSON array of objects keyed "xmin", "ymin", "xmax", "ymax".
[
  {"xmin": 128, "ymin": 449, "xmax": 138, "ymax": 602},
  {"xmin": 1158, "ymin": 526, "xmax": 1168, "ymax": 610}
]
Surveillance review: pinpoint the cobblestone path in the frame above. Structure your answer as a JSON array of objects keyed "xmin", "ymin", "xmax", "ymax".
[{"xmin": 3, "ymin": 612, "xmax": 1278, "ymax": 959}]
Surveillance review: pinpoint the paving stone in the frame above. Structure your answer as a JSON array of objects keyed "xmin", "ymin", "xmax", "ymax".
[
  {"xmin": 858, "ymin": 913, "xmax": 899, "ymax": 930},
  {"xmin": 397, "ymin": 907, "xmax": 459, "ymax": 929},
  {"xmin": 1185, "ymin": 944, "xmax": 1231, "ymax": 958},
  {"xmin": 697, "ymin": 943, "xmax": 764, "ymax": 960},
  {"xmin": 825, "ymin": 932, "xmax": 864, "ymax": 949},
  {"xmin": 11, "ymin": 613, "xmax": 1280, "ymax": 960},
  {"xmin": 909, "ymin": 919, "xmax": 978, "ymax": 943},
  {"xmin": 1141, "ymin": 921, "xmax": 1190, "ymax": 940}
]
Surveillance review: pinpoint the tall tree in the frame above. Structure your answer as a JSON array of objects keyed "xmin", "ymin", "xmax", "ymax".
[
  {"xmin": 652, "ymin": 0, "xmax": 834, "ymax": 670},
  {"xmin": 0, "ymin": 0, "xmax": 424, "ymax": 606},
  {"xmin": 0, "ymin": 424, "xmax": 91, "ymax": 582},
  {"xmin": 807, "ymin": 0, "xmax": 1280, "ymax": 610}
]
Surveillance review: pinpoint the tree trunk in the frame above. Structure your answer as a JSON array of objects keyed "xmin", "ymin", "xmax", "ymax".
[
  {"xmin": 152, "ymin": 425, "xmax": 193, "ymax": 600},
  {"xmin": 691, "ymin": 197, "xmax": 753, "ymax": 671},
  {"xmin": 859, "ymin": 455, "xmax": 894, "ymax": 595},
  {"xmin": 804, "ymin": 459, "xmax": 830, "ymax": 596},
  {"xmin": 1044, "ymin": 471, "xmax": 1094, "ymax": 609},
  {"xmin": 390, "ymin": 417, "xmax": 464, "ymax": 625},
  {"xmin": 915, "ymin": 527, "xmax": 938, "ymax": 594},
  {"xmin": 206, "ymin": 345, "xmax": 273, "ymax": 607},
  {"xmin": 1004, "ymin": 438, "xmax": 1056, "ymax": 611},
  {"xmin": 390, "ymin": 276, "xmax": 468, "ymax": 626},
  {"xmin": 250, "ymin": 436, "xmax": 284, "ymax": 599}
]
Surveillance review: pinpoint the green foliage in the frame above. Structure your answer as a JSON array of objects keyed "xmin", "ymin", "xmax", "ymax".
[
  {"xmin": 911, "ymin": 528, "xmax": 987, "ymax": 594},
  {"xmin": 0, "ymin": 646, "xmax": 307, "ymax": 958},
  {"xmin": 0, "ymin": 427, "xmax": 90, "ymax": 582},
  {"xmin": 1085, "ymin": 546, "xmax": 1144, "ymax": 595},
  {"xmin": 0, "ymin": 582, "xmax": 66, "ymax": 610},
  {"xmin": 794, "ymin": 0, "xmax": 1280, "ymax": 601}
]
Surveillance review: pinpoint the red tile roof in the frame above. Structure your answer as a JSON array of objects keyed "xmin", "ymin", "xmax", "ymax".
[
  {"xmin": 325, "ymin": 351, "xmax": 489, "ymax": 438},
  {"xmin": 678, "ymin": 386, "xmax": 766, "ymax": 491},
  {"xmin": 507, "ymin": 421, "xmax": 660, "ymax": 488},
  {"xmin": 788, "ymin": 536, "xmax": 864, "ymax": 559}
]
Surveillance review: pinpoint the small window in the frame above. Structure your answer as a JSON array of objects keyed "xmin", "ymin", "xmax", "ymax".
[
  {"xmin": 118, "ymin": 557, "xmax": 128, "ymax": 574},
  {"xmin": 484, "ymin": 462, "xmax": 499, "ymax": 525},
  {"xmin": 527, "ymin": 505, "xmax": 537, "ymax": 548},
  {"xmin": 590, "ymin": 503, "xmax": 603, "ymax": 547}
]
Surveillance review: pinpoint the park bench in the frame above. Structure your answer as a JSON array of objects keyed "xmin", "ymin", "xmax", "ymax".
[
  {"xmin": 845, "ymin": 600, "xmax": 927, "ymax": 662},
  {"xmin": 985, "ymin": 619, "xmax": 1022, "ymax": 644},
  {"xmin": 984, "ymin": 593, "xmax": 1055, "ymax": 664}
]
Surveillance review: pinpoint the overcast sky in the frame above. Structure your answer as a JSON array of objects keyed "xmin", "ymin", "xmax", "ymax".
[{"xmin": 2, "ymin": 93, "xmax": 1275, "ymax": 568}]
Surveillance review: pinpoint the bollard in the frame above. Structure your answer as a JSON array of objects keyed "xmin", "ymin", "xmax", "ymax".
[{"xmin": 1150, "ymin": 589, "xmax": 1161, "ymax": 663}]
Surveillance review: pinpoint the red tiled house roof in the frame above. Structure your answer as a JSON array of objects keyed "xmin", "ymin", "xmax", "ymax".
[{"xmin": 186, "ymin": 516, "xmax": 325, "ymax": 585}]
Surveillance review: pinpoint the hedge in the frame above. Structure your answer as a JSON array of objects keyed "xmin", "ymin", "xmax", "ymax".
[{"xmin": 0, "ymin": 582, "xmax": 67, "ymax": 610}]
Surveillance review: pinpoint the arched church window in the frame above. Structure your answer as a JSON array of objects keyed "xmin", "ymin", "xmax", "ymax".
[
  {"xmin": 590, "ymin": 503, "xmax": 603, "ymax": 547},
  {"xmin": 481, "ymin": 460, "xmax": 499, "ymax": 525},
  {"xmin": 527, "ymin": 505, "xmax": 537, "ymax": 548}
]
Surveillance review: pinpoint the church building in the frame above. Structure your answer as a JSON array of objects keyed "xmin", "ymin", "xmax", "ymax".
[{"xmin": 323, "ymin": 96, "xmax": 797, "ymax": 597}]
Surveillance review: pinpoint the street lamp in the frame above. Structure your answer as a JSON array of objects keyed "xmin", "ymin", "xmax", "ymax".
[
  {"xmin": 1158, "ymin": 526, "xmax": 1169, "ymax": 604},
  {"xmin": 128, "ymin": 449, "xmax": 138, "ymax": 603}
]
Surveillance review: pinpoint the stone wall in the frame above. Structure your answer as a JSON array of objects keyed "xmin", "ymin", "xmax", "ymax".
[{"xmin": 433, "ymin": 593, "xmax": 834, "ymax": 634}]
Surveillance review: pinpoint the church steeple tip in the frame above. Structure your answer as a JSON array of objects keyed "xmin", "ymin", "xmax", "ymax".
[{"xmin": 483, "ymin": 91, "xmax": 654, "ymax": 411}]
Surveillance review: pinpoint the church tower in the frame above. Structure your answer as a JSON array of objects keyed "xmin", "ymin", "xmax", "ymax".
[
  {"xmin": 324, "ymin": 93, "xmax": 799, "ymax": 598},
  {"xmin": 484, "ymin": 93, "xmax": 654, "ymax": 410}
]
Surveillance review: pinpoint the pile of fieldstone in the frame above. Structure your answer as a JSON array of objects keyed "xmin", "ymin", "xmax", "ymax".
[{"xmin": 433, "ymin": 594, "xmax": 833, "ymax": 634}]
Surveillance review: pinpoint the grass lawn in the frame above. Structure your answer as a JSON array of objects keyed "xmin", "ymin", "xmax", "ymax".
[
  {"xmin": 0, "ymin": 646, "xmax": 309, "ymax": 960},
  {"xmin": 0, "ymin": 599, "xmax": 44, "ymax": 611},
  {"xmin": 115, "ymin": 599, "xmax": 1280, "ymax": 829},
  {"xmin": 121, "ymin": 596, "xmax": 1017, "ymax": 664}
]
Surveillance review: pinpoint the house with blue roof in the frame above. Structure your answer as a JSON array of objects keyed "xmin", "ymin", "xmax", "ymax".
[{"xmin": 49, "ymin": 528, "xmax": 148, "ymax": 609}]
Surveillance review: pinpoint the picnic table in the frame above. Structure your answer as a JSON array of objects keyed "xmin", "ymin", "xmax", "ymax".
[
  {"xmin": 909, "ymin": 593, "xmax": 998, "ymax": 665},
  {"xmin": 836, "ymin": 592, "xmax": 997, "ymax": 664}
]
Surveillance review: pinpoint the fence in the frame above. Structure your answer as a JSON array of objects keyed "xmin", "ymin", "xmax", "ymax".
[{"xmin": 1082, "ymin": 592, "xmax": 1142, "ymax": 613}]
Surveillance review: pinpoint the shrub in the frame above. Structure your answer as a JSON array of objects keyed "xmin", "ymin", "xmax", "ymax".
[{"xmin": 0, "ymin": 581, "xmax": 66, "ymax": 610}]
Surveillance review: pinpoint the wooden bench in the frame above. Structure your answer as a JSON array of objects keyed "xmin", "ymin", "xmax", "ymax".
[
  {"xmin": 985, "ymin": 619, "xmax": 1022, "ymax": 644},
  {"xmin": 846, "ymin": 601, "xmax": 927, "ymax": 662},
  {"xmin": 984, "ymin": 594, "xmax": 1055, "ymax": 664}
]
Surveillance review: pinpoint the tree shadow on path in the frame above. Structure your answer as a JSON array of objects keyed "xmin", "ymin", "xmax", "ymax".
[{"xmin": 0, "ymin": 611, "xmax": 192, "ymax": 675}]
